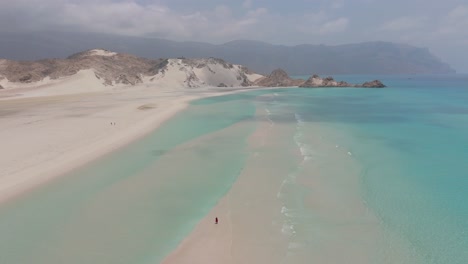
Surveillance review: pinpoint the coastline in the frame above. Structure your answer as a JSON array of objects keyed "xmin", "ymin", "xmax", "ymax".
[
  {"xmin": 0, "ymin": 83, "xmax": 418, "ymax": 263},
  {"xmin": 0, "ymin": 84, "xmax": 272, "ymax": 204},
  {"xmin": 162, "ymin": 90, "xmax": 421, "ymax": 263},
  {"xmin": 2, "ymin": 73, "xmax": 466, "ymax": 263},
  {"xmin": 0, "ymin": 89, "xmax": 190, "ymax": 202},
  {"xmin": 162, "ymin": 103, "xmax": 299, "ymax": 263}
]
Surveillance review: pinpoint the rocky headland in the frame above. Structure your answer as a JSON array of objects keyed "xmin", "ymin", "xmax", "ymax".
[{"xmin": 254, "ymin": 69, "xmax": 304, "ymax": 87}]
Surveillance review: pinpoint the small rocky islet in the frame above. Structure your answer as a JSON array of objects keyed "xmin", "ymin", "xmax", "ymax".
[{"xmin": 254, "ymin": 69, "xmax": 386, "ymax": 88}]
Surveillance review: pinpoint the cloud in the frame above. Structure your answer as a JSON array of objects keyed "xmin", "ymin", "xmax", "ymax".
[
  {"xmin": 0, "ymin": 0, "xmax": 349, "ymax": 42},
  {"xmin": 242, "ymin": 0, "xmax": 253, "ymax": 9},
  {"xmin": 435, "ymin": 5, "xmax": 468, "ymax": 36},
  {"xmin": 379, "ymin": 16, "xmax": 427, "ymax": 31},
  {"xmin": 331, "ymin": 1, "xmax": 344, "ymax": 9},
  {"xmin": 319, "ymin": 17, "xmax": 349, "ymax": 34},
  {"xmin": 293, "ymin": 12, "xmax": 349, "ymax": 36},
  {"xmin": 214, "ymin": 5, "xmax": 232, "ymax": 19},
  {"xmin": 212, "ymin": 7, "xmax": 267, "ymax": 38},
  {"xmin": 448, "ymin": 5, "xmax": 468, "ymax": 19}
]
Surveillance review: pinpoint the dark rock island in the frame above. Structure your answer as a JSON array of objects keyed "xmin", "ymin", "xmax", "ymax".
[
  {"xmin": 299, "ymin": 74, "xmax": 386, "ymax": 88},
  {"xmin": 255, "ymin": 70, "xmax": 386, "ymax": 88}
]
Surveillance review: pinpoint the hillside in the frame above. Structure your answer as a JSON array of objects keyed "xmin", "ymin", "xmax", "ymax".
[{"xmin": 0, "ymin": 49, "xmax": 263, "ymax": 95}]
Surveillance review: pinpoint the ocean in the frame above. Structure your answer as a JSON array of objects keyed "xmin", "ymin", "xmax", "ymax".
[
  {"xmin": 0, "ymin": 75, "xmax": 466, "ymax": 263},
  {"xmin": 272, "ymin": 74, "xmax": 468, "ymax": 263}
]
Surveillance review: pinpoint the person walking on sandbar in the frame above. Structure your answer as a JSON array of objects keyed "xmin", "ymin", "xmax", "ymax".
[{"xmin": 215, "ymin": 217, "xmax": 218, "ymax": 224}]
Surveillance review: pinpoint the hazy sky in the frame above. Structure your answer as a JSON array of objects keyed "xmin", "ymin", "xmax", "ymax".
[{"xmin": 1, "ymin": 0, "xmax": 467, "ymax": 72}]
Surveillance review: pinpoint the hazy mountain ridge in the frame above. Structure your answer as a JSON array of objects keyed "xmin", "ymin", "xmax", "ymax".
[{"xmin": 0, "ymin": 32, "xmax": 455, "ymax": 75}]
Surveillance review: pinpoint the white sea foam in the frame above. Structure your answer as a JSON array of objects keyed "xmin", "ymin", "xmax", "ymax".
[
  {"xmin": 294, "ymin": 113, "xmax": 305, "ymax": 126},
  {"xmin": 281, "ymin": 222, "xmax": 296, "ymax": 235},
  {"xmin": 288, "ymin": 242, "xmax": 303, "ymax": 249},
  {"xmin": 293, "ymin": 113, "xmax": 315, "ymax": 162},
  {"xmin": 277, "ymin": 112, "xmax": 316, "ymax": 240},
  {"xmin": 277, "ymin": 173, "xmax": 297, "ymax": 198},
  {"xmin": 264, "ymin": 107, "xmax": 274, "ymax": 126}
]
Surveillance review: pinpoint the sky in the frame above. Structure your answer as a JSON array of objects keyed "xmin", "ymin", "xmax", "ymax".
[{"xmin": 1, "ymin": 0, "xmax": 467, "ymax": 72}]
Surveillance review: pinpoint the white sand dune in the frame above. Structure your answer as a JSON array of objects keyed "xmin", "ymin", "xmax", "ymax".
[{"xmin": 149, "ymin": 58, "xmax": 263, "ymax": 88}]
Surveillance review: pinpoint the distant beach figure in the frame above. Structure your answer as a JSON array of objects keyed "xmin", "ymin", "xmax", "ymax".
[{"xmin": 215, "ymin": 217, "xmax": 218, "ymax": 224}]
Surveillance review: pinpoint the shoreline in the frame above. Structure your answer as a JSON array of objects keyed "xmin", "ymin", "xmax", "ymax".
[
  {"xmin": 0, "ymin": 83, "xmax": 294, "ymax": 263},
  {"xmin": 0, "ymin": 82, "xmax": 427, "ymax": 263},
  {"xmin": 0, "ymin": 85, "xmax": 277, "ymax": 204},
  {"xmin": 0, "ymin": 90, "xmax": 194, "ymax": 203},
  {"xmin": 163, "ymin": 94, "xmax": 300, "ymax": 263},
  {"xmin": 161, "ymin": 91, "xmax": 420, "ymax": 263}
]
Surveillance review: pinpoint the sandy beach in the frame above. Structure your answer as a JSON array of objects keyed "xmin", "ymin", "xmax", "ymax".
[
  {"xmin": 162, "ymin": 104, "xmax": 299, "ymax": 263},
  {"xmin": 161, "ymin": 92, "xmax": 420, "ymax": 263},
  {"xmin": 0, "ymin": 84, "xmax": 381, "ymax": 263},
  {"xmin": 0, "ymin": 72, "xmax": 446, "ymax": 264},
  {"xmin": 0, "ymin": 76, "xmax": 252, "ymax": 203}
]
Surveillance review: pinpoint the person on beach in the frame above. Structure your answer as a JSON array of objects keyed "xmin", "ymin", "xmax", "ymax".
[{"xmin": 215, "ymin": 217, "xmax": 218, "ymax": 224}]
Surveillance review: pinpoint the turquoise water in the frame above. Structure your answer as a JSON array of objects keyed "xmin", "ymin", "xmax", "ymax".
[
  {"xmin": 279, "ymin": 74, "xmax": 468, "ymax": 262},
  {"xmin": 0, "ymin": 75, "xmax": 467, "ymax": 263},
  {"xmin": 0, "ymin": 92, "xmax": 261, "ymax": 263}
]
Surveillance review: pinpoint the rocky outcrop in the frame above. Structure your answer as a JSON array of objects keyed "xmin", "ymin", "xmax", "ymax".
[
  {"xmin": 361, "ymin": 80, "xmax": 386, "ymax": 88},
  {"xmin": 254, "ymin": 69, "xmax": 304, "ymax": 87},
  {"xmin": 299, "ymin": 74, "xmax": 386, "ymax": 88},
  {"xmin": 253, "ymin": 70, "xmax": 386, "ymax": 88},
  {"xmin": 299, "ymin": 75, "xmax": 352, "ymax": 87}
]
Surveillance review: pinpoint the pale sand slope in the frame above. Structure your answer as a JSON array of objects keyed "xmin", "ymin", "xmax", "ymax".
[{"xmin": 0, "ymin": 69, "xmax": 112, "ymax": 98}]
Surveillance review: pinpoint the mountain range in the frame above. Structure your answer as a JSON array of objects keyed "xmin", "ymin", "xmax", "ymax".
[{"xmin": 0, "ymin": 31, "xmax": 455, "ymax": 75}]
